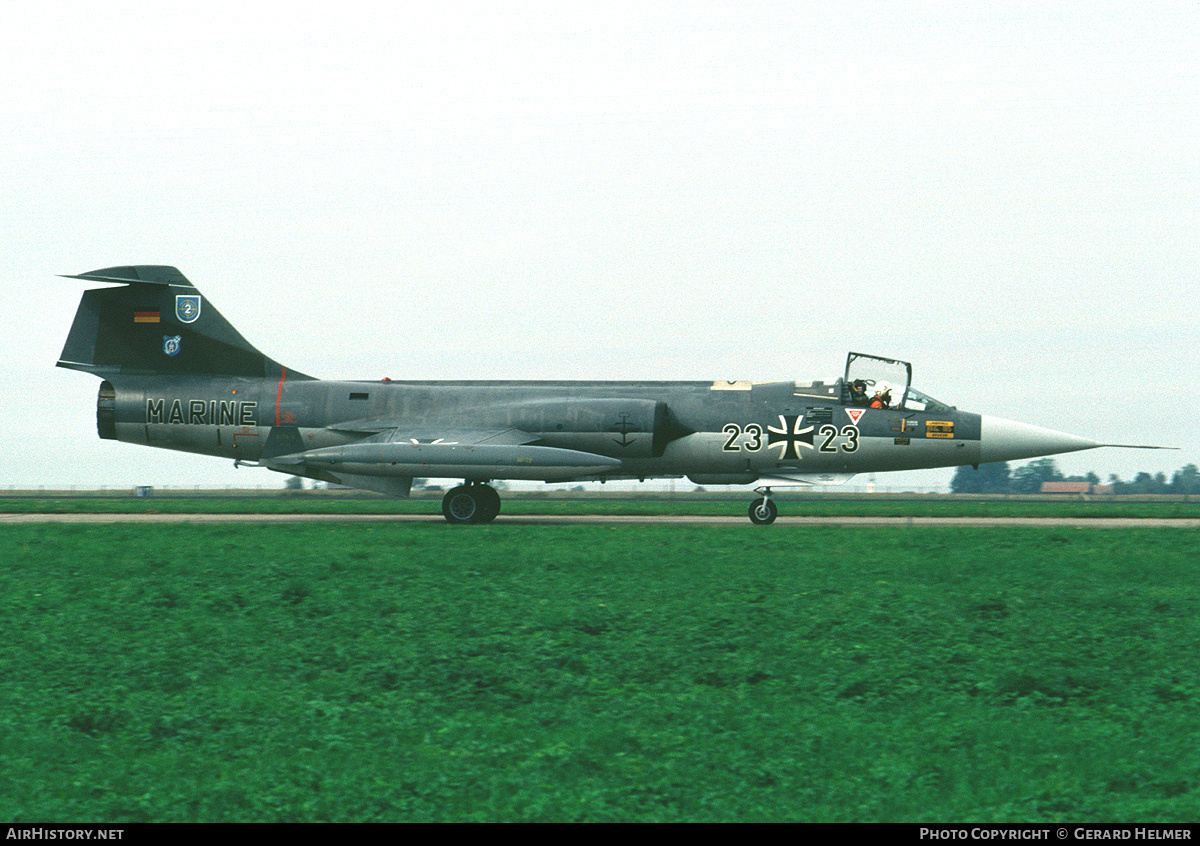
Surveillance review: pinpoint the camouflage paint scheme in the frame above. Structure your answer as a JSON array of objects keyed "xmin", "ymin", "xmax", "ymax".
[{"xmin": 58, "ymin": 266, "xmax": 1110, "ymax": 523}]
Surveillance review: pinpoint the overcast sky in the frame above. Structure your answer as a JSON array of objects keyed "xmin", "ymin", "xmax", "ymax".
[{"xmin": 3, "ymin": 1, "xmax": 1196, "ymax": 492}]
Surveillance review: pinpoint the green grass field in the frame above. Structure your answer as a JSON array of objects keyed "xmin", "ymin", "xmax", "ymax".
[{"xmin": 2, "ymin": 522, "xmax": 1198, "ymax": 821}]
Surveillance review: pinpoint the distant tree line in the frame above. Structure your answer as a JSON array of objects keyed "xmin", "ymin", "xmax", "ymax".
[{"xmin": 952, "ymin": 460, "xmax": 1200, "ymax": 495}]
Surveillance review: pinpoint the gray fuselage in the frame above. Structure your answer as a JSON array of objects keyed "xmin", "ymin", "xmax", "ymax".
[{"xmin": 101, "ymin": 374, "xmax": 983, "ymax": 485}]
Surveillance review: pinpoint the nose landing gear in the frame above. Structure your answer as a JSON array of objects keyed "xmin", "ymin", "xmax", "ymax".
[{"xmin": 748, "ymin": 487, "xmax": 777, "ymax": 525}]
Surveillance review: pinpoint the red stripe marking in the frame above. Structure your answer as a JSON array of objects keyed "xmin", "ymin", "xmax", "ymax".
[{"xmin": 275, "ymin": 367, "xmax": 286, "ymax": 426}]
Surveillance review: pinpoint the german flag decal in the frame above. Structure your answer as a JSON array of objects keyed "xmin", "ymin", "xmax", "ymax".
[
  {"xmin": 134, "ymin": 311, "xmax": 160, "ymax": 323},
  {"xmin": 926, "ymin": 420, "xmax": 955, "ymax": 439}
]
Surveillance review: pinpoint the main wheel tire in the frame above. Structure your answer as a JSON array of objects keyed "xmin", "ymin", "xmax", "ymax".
[
  {"xmin": 748, "ymin": 497, "xmax": 778, "ymax": 525},
  {"xmin": 474, "ymin": 485, "xmax": 501, "ymax": 524},
  {"xmin": 442, "ymin": 486, "xmax": 481, "ymax": 524}
]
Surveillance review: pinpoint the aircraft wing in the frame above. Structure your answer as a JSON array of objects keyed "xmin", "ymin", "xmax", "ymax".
[
  {"xmin": 758, "ymin": 472, "xmax": 857, "ymax": 486},
  {"xmin": 324, "ymin": 417, "xmax": 542, "ymax": 444},
  {"xmin": 262, "ymin": 424, "xmax": 620, "ymax": 488},
  {"xmin": 378, "ymin": 427, "xmax": 542, "ymax": 447}
]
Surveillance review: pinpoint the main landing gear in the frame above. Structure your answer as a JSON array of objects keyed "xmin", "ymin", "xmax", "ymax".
[
  {"xmin": 748, "ymin": 487, "xmax": 777, "ymax": 525},
  {"xmin": 442, "ymin": 483, "xmax": 501, "ymax": 525}
]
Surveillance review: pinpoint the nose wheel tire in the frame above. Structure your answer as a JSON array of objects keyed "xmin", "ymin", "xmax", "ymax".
[
  {"xmin": 748, "ymin": 497, "xmax": 777, "ymax": 525},
  {"xmin": 442, "ymin": 484, "xmax": 501, "ymax": 524}
]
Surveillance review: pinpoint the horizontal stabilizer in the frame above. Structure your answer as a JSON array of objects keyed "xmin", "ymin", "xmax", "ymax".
[{"xmin": 60, "ymin": 265, "xmax": 192, "ymax": 287}]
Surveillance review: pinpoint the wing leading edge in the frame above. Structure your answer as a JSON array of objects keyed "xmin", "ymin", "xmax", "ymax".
[{"xmin": 262, "ymin": 425, "xmax": 621, "ymax": 491}]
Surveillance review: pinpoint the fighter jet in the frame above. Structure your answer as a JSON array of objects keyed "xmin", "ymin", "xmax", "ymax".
[{"xmin": 57, "ymin": 265, "xmax": 1157, "ymax": 524}]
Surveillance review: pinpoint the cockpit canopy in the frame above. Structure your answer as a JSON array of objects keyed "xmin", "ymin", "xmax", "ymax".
[
  {"xmin": 842, "ymin": 351, "xmax": 954, "ymax": 413},
  {"xmin": 900, "ymin": 387, "xmax": 953, "ymax": 414}
]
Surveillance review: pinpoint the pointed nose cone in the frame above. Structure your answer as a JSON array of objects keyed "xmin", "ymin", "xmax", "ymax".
[{"xmin": 979, "ymin": 416, "xmax": 1102, "ymax": 464}]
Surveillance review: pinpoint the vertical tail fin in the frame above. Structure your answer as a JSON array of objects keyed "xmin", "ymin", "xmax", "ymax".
[{"xmin": 57, "ymin": 265, "xmax": 311, "ymax": 380}]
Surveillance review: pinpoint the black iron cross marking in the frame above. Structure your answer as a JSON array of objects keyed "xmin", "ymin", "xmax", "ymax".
[{"xmin": 767, "ymin": 414, "xmax": 814, "ymax": 460}]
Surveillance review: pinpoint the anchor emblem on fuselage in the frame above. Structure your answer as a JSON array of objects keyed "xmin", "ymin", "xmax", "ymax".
[{"xmin": 611, "ymin": 413, "xmax": 637, "ymax": 448}]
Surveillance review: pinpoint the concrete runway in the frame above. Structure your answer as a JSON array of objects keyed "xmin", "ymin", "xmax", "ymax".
[{"xmin": 3, "ymin": 512, "xmax": 1199, "ymax": 528}]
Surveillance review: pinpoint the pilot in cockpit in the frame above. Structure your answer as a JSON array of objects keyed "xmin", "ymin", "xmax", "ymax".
[
  {"xmin": 869, "ymin": 384, "xmax": 893, "ymax": 409},
  {"xmin": 849, "ymin": 379, "xmax": 870, "ymax": 406}
]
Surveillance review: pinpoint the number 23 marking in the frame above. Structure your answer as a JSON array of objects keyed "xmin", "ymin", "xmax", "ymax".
[
  {"xmin": 819, "ymin": 425, "xmax": 859, "ymax": 453},
  {"xmin": 723, "ymin": 423, "xmax": 858, "ymax": 453},
  {"xmin": 723, "ymin": 423, "xmax": 763, "ymax": 451}
]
